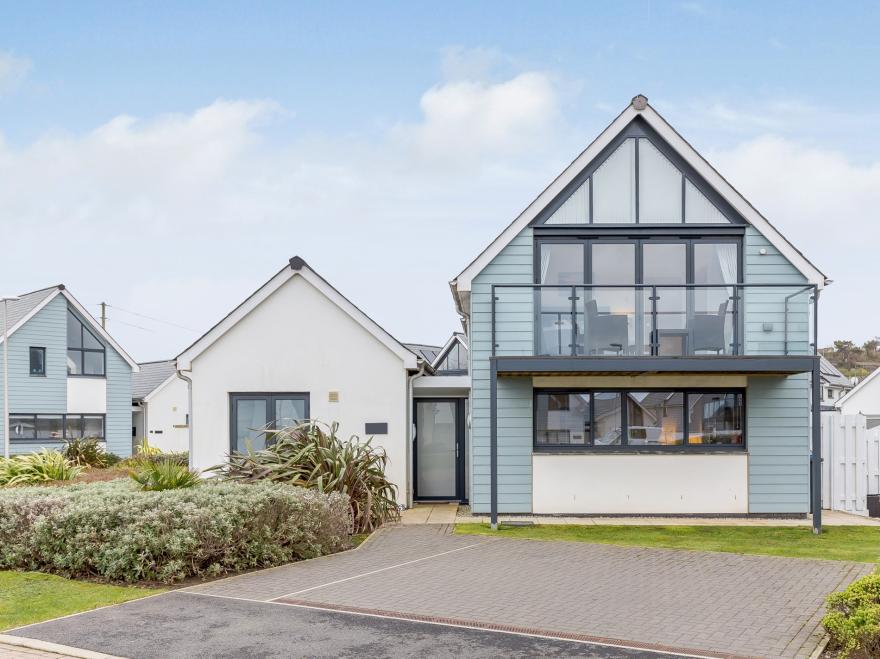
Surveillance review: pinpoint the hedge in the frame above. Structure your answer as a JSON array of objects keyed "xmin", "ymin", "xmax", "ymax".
[
  {"xmin": 823, "ymin": 572, "xmax": 880, "ymax": 659},
  {"xmin": 0, "ymin": 480, "xmax": 351, "ymax": 583}
]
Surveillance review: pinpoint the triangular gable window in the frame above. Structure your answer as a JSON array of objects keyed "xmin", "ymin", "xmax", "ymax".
[{"xmin": 545, "ymin": 136, "xmax": 731, "ymax": 225}]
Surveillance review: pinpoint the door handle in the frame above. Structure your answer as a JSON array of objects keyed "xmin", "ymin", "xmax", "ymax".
[{"xmin": 455, "ymin": 443, "xmax": 459, "ymax": 459}]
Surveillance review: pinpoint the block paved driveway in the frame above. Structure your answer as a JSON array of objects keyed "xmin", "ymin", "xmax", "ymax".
[{"xmin": 10, "ymin": 525, "xmax": 873, "ymax": 659}]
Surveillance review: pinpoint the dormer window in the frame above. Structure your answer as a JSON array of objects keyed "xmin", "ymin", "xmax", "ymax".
[{"xmin": 67, "ymin": 309, "xmax": 105, "ymax": 376}]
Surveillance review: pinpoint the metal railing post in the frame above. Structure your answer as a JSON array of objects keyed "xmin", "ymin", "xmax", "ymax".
[
  {"xmin": 650, "ymin": 285, "xmax": 658, "ymax": 356},
  {"xmin": 570, "ymin": 285, "xmax": 577, "ymax": 356},
  {"xmin": 491, "ymin": 285, "xmax": 497, "ymax": 357}
]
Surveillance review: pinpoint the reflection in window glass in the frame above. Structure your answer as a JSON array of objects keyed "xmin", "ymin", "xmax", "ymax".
[
  {"xmin": 593, "ymin": 139, "xmax": 636, "ymax": 223},
  {"xmin": 592, "ymin": 393, "xmax": 623, "ymax": 445},
  {"xmin": 627, "ymin": 392, "xmax": 684, "ymax": 446},
  {"xmin": 10, "ymin": 415, "xmax": 35, "ymax": 439},
  {"xmin": 688, "ymin": 393, "xmax": 744, "ymax": 445},
  {"xmin": 82, "ymin": 415, "xmax": 105, "ymax": 439},
  {"xmin": 638, "ymin": 139, "xmax": 682, "ymax": 223},
  {"xmin": 65, "ymin": 416, "xmax": 83, "ymax": 440},
  {"xmin": 536, "ymin": 393, "xmax": 590, "ymax": 446},
  {"xmin": 36, "ymin": 415, "xmax": 64, "ymax": 439}
]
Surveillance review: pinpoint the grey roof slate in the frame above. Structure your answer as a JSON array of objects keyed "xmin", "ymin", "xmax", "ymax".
[
  {"xmin": 0, "ymin": 285, "xmax": 62, "ymax": 333},
  {"xmin": 819, "ymin": 356, "xmax": 851, "ymax": 388},
  {"xmin": 132, "ymin": 359, "xmax": 177, "ymax": 400},
  {"xmin": 403, "ymin": 343, "xmax": 443, "ymax": 363}
]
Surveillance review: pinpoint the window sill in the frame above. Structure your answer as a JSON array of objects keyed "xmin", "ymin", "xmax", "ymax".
[
  {"xmin": 29, "ymin": 374, "xmax": 47, "ymax": 378},
  {"xmin": 66, "ymin": 374, "xmax": 107, "ymax": 379}
]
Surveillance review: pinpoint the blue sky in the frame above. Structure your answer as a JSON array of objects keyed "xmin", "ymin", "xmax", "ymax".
[{"xmin": 1, "ymin": 1, "xmax": 878, "ymax": 359}]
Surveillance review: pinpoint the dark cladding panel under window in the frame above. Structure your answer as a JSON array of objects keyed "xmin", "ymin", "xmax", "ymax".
[{"xmin": 536, "ymin": 392, "xmax": 590, "ymax": 446}]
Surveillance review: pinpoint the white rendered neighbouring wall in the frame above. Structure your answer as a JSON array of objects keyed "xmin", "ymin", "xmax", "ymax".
[
  {"xmin": 144, "ymin": 377, "xmax": 189, "ymax": 453},
  {"xmin": 186, "ymin": 275, "xmax": 410, "ymax": 504}
]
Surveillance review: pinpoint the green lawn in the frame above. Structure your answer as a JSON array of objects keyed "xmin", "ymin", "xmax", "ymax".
[
  {"xmin": 0, "ymin": 571, "xmax": 164, "ymax": 631},
  {"xmin": 455, "ymin": 524, "xmax": 880, "ymax": 563}
]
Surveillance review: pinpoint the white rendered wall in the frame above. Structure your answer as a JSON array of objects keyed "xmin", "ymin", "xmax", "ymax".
[
  {"xmin": 532, "ymin": 454, "xmax": 748, "ymax": 514},
  {"xmin": 187, "ymin": 275, "xmax": 409, "ymax": 503},
  {"xmin": 67, "ymin": 378, "xmax": 107, "ymax": 414},
  {"xmin": 145, "ymin": 377, "xmax": 190, "ymax": 453}
]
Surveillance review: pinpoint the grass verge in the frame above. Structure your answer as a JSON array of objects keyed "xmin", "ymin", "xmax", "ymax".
[
  {"xmin": 0, "ymin": 571, "xmax": 164, "ymax": 631},
  {"xmin": 454, "ymin": 523, "xmax": 880, "ymax": 563}
]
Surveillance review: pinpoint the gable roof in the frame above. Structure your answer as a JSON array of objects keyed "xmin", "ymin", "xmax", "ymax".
[
  {"xmin": 431, "ymin": 332, "xmax": 469, "ymax": 370},
  {"xmin": 0, "ymin": 284, "xmax": 139, "ymax": 371},
  {"xmin": 819, "ymin": 356, "xmax": 851, "ymax": 389},
  {"xmin": 132, "ymin": 359, "xmax": 177, "ymax": 401},
  {"xmin": 177, "ymin": 256, "xmax": 419, "ymax": 371},
  {"xmin": 836, "ymin": 366, "xmax": 880, "ymax": 409},
  {"xmin": 451, "ymin": 95, "xmax": 828, "ymax": 302}
]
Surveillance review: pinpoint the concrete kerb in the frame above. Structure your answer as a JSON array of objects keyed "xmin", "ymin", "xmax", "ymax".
[{"xmin": 0, "ymin": 634, "xmax": 125, "ymax": 659}]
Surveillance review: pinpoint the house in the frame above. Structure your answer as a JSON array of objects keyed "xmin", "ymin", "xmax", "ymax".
[
  {"xmin": 450, "ymin": 95, "xmax": 827, "ymax": 526},
  {"xmin": 836, "ymin": 366, "xmax": 880, "ymax": 429},
  {"xmin": 0, "ymin": 285, "xmax": 139, "ymax": 457},
  {"xmin": 819, "ymin": 356, "xmax": 853, "ymax": 408},
  {"xmin": 132, "ymin": 359, "xmax": 189, "ymax": 452},
  {"xmin": 177, "ymin": 256, "xmax": 462, "ymax": 505}
]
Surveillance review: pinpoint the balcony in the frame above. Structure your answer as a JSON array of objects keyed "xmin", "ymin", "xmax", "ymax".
[{"xmin": 489, "ymin": 284, "xmax": 817, "ymax": 365}]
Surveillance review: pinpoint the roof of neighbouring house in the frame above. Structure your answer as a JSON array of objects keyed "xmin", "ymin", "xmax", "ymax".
[
  {"xmin": 0, "ymin": 285, "xmax": 63, "ymax": 329},
  {"xmin": 836, "ymin": 365, "xmax": 880, "ymax": 409},
  {"xmin": 0, "ymin": 284, "xmax": 139, "ymax": 371},
  {"xmin": 403, "ymin": 343, "xmax": 444, "ymax": 363},
  {"xmin": 132, "ymin": 359, "xmax": 177, "ymax": 401},
  {"xmin": 819, "ymin": 356, "xmax": 851, "ymax": 389}
]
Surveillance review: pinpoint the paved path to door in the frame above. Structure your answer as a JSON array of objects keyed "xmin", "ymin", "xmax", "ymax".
[{"xmin": 9, "ymin": 526, "xmax": 872, "ymax": 658}]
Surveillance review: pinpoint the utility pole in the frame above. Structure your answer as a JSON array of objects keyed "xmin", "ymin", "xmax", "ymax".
[{"xmin": 100, "ymin": 302, "xmax": 107, "ymax": 329}]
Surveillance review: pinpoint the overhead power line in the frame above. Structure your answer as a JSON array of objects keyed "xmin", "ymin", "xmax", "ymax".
[{"xmin": 100, "ymin": 303, "xmax": 198, "ymax": 333}]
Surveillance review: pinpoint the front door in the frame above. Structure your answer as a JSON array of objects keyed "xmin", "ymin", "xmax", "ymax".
[{"xmin": 414, "ymin": 399, "xmax": 465, "ymax": 501}]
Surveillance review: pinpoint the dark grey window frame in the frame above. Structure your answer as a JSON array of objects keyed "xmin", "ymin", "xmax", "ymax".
[
  {"xmin": 29, "ymin": 346, "xmax": 46, "ymax": 376},
  {"xmin": 8, "ymin": 413, "xmax": 106, "ymax": 441},
  {"xmin": 530, "ymin": 116, "xmax": 747, "ymax": 227},
  {"xmin": 533, "ymin": 388, "xmax": 746, "ymax": 453},
  {"xmin": 228, "ymin": 392, "xmax": 310, "ymax": 454},
  {"xmin": 67, "ymin": 310, "xmax": 106, "ymax": 378}
]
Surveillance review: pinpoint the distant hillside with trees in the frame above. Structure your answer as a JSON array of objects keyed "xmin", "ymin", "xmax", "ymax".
[{"xmin": 820, "ymin": 338, "xmax": 880, "ymax": 379}]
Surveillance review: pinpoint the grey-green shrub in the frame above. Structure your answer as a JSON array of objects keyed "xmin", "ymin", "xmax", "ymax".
[{"xmin": 0, "ymin": 480, "xmax": 351, "ymax": 583}]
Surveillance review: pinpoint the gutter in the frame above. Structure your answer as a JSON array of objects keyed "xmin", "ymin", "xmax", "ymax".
[{"xmin": 175, "ymin": 368, "xmax": 194, "ymax": 470}]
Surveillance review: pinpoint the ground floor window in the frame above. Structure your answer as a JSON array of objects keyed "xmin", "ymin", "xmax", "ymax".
[
  {"xmin": 8, "ymin": 413, "xmax": 105, "ymax": 441},
  {"xmin": 535, "ymin": 389, "xmax": 744, "ymax": 450},
  {"xmin": 229, "ymin": 393, "xmax": 310, "ymax": 453}
]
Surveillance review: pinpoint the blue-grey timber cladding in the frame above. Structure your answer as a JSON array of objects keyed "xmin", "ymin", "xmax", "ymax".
[
  {"xmin": 470, "ymin": 229, "xmax": 534, "ymax": 513},
  {"xmin": 0, "ymin": 295, "xmax": 134, "ymax": 457},
  {"xmin": 468, "ymin": 224, "xmax": 812, "ymax": 514}
]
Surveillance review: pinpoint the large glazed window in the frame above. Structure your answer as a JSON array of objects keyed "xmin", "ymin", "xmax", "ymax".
[
  {"xmin": 9, "ymin": 414, "xmax": 104, "ymax": 441},
  {"xmin": 543, "ymin": 135, "xmax": 731, "ymax": 225},
  {"xmin": 534, "ymin": 389, "xmax": 744, "ymax": 451},
  {"xmin": 67, "ymin": 310, "xmax": 105, "ymax": 376}
]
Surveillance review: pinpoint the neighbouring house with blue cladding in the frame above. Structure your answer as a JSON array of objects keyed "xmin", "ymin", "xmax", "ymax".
[
  {"xmin": 448, "ymin": 95, "xmax": 828, "ymax": 529},
  {"xmin": 0, "ymin": 285, "xmax": 139, "ymax": 457}
]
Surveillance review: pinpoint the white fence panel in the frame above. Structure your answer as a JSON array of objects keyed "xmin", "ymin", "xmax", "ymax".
[
  {"xmin": 821, "ymin": 413, "xmax": 868, "ymax": 515},
  {"xmin": 869, "ymin": 428, "xmax": 880, "ymax": 496}
]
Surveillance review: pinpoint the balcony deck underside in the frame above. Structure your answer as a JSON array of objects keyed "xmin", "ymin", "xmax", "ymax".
[{"xmin": 492, "ymin": 355, "xmax": 816, "ymax": 376}]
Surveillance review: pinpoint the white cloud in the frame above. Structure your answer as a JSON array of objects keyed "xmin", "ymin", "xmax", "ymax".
[
  {"xmin": 711, "ymin": 137, "xmax": 880, "ymax": 344},
  {"xmin": 0, "ymin": 52, "xmax": 32, "ymax": 94},
  {"xmin": 393, "ymin": 71, "xmax": 561, "ymax": 162},
  {"xmin": 0, "ymin": 72, "xmax": 566, "ymax": 360}
]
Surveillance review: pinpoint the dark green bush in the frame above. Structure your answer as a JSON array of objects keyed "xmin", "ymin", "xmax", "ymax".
[
  {"xmin": 823, "ymin": 572, "xmax": 880, "ymax": 658},
  {"xmin": 62, "ymin": 437, "xmax": 116, "ymax": 468},
  {"xmin": 0, "ymin": 480, "xmax": 350, "ymax": 583}
]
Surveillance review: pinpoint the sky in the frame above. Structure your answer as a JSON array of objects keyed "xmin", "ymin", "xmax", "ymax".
[{"xmin": 1, "ymin": 1, "xmax": 879, "ymax": 361}]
